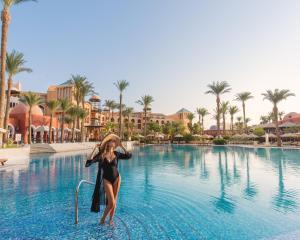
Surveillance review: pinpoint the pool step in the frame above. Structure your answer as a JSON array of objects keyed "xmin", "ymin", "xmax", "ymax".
[{"xmin": 30, "ymin": 144, "xmax": 56, "ymax": 154}]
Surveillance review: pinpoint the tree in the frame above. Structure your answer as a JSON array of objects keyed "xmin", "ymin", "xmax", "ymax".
[
  {"xmin": 187, "ymin": 113, "xmax": 194, "ymax": 133},
  {"xmin": 114, "ymin": 80, "xmax": 129, "ymax": 139},
  {"xmin": 220, "ymin": 101, "xmax": 229, "ymax": 134},
  {"xmin": 136, "ymin": 95, "xmax": 154, "ymax": 136},
  {"xmin": 104, "ymin": 99, "xmax": 116, "ymax": 120},
  {"xmin": 4, "ymin": 50, "xmax": 32, "ymax": 143},
  {"xmin": 0, "ymin": 0, "xmax": 36, "ymax": 143},
  {"xmin": 235, "ymin": 116, "xmax": 243, "ymax": 131},
  {"xmin": 260, "ymin": 115, "xmax": 269, "ymax": 124},
  {"xmin": 198, "ymin": 107, "xmax": 209, "ymax": 134},
  {"xmin": 262, "ymin": 89, "xmax": 295, "ymax": 146},
  {"xmin": 67, "ymin": 106, "xmax": 81, "ymax": 142},
  {"xmin": 77, "ymin": 107, "xmax": 88, "ymax": 142},
  {"xmin": 205, "ymin": 81, "xmax": 231, "ymax": 136},
  {"xmin": 20, "ymin": 92, "xmax": 41, "ymax": 144},
  {"xmin": 228, "ymin": 106, "xmax": 239, "ymax": 131},
  {"xmin": 59, "ymin": 98, "xmax": 72, "ymax": 143},
  {"xmin": 253, "ymin": 127, "xmax": 265, "ymax": 137},
  {"xmin": 123, "ymin": 107, "xmax": 134, "ymax": 139},
  {"xmin": 67, "ymin": 74, "xmax": 86, "ymax": 106},
  {"xmin": 235, "ymin": 92, "xmax": 253, "ymax": 131},
  {"xmin": 147, "ymin": 122, "xmax": 161, "ymax": 133},
  {"xmin": 278, "ymin": 111, "xmax": 285, "ymax": 121},
  {"xmin": 47, "ymin": 100, "xmax": 59, "ymax": 143}
]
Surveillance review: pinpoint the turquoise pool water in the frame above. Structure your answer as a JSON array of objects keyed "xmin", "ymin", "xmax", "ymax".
[{"xmin": 1, "ymin": 145, "xmax": 300, "ymax": 239}]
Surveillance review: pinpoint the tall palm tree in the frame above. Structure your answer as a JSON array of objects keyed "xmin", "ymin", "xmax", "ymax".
[
  {"xmin": 80, "ymin": 80, "xmax": 94, "ymax": 108},
  {"xmin": 47, "ymin": 100, "xmax": 59, "ymax": 143},
  {"xmin": 20, "ymin": 92, "xmax": 41, "ymax": 144},
  {"xmin": 198, "ymin": 108, "xmax": 209, "ymax": 134},
  {"xmin": 196, "ymin": 108, "xmax": 202, "ymax": 127},
  {"xmin": 136, "ymin": 95, "xmax": 154, "ymax": 136},
  {"xmin": 235, "ymin": 92, "xmax": 253, "ymax": 131},
  {"xmin": 220, "ymin": 101, "xmax": 229, "ymax": 134},
  {"xmin": 59, "ymin": 98, "xmax": 72, "ymax": 143},
  {"xmin": 205, "ymin": 81, "xmax": 231, "ymax": 136},
  {"xmin": 67, "ymin": 74, "xmax": 86, "ymax": 106},
  {"xmin": 262, "ymin": 89, "xmax": 295, "ymax": 146},
  {"xmin": 187, "ymin": 113, "xmax": 195, "ymax": 133},
  {"xmin": 228, "ymin": 106, "xmax": 239, "ymax": 131},
  {"xmin": 278, "ymin": 111, "xmax": 285, "ymax": 121},
  {"xmin": 114, "ymin": 80, "xmax": 129, "ymax": 139},
  {"xmin": 104, "ymin": 99, "xmax": 115, "ymax": 120},
  {"xmin": 0, "ymin": 0, "xmax": 35, "ymax": 139},
  {"xmin": 77, "ymin": 107, "xmax": 88, "ymax": 142},
  {"xmin": 67, "ymin": 106, "xmax": 80, "ymax": 142},
  {"xmin": 123, "ymin": 107, "xmax": 134, "ymax": 139},
  {"xmin": 4, "ymin": 50, "xmax": 32, "ymax": 142}
]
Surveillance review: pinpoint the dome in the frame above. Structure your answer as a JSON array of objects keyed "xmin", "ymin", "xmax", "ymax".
[
  {"xmin": 10, "ymin": 103, "xmax": 44, "ymax": 116},
  {"xmin": 283, "ymin": 112, "xmax": 300, "ymax": 121},
  {"xmin": 89, "ymin": 95, "xmax": 100, "ymax": 102}
]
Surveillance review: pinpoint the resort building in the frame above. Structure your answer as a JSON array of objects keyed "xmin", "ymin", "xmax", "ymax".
[{"xmin": 6, "ymin": 81, "xmax": 192, "ymax": 143}]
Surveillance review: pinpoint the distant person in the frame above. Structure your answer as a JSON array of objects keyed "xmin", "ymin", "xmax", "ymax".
[{"xmin": 85, "ymin": 134, "xmax": 132, "ymax": 225}]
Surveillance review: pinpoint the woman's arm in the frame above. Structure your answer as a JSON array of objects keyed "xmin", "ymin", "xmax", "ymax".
[
  {"xmin": 115, "ymin": 150, "xmax": 132, "ymax": 160},
  {"xmin": 85, "ymin": 152, "xmax": 101, "ymax": 167}
]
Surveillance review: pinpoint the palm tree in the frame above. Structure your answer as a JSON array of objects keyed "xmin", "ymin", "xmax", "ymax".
[
  {"xmin": 136, "ymin": 95, "xmax": 154, "ymax": 136},
  {"xmin": 20, "ymin": 92, "xmax": 41, "ymax": 144},
  {"xmin": 187, "ymin": 113, "xmax": 195, "ymax": 133},
  {"xmin": 262, "ymin": 89, "xmax": 295, "ymax": 146},
  {"xmin": 198, "ymin": 108, "xmax": 209, "ymax": 134},
  {"xmin": 235, "ymin": 92, "xmax": 253, "ymax": 131},
  {"xmin": 114, "ymin": 80, "xmax": 129, "ymax": 139},
  {"xmin": 205, "ymin": 81, "xmax": 231, "ymax": 136},
  {"xmin": 278, "ymin": 111, "xmax": 285, "ymax": 121},
  {"xmin": 220, "ymin": 101, "xmax": 229, "ymax": 134},
  {"xmin": 0, "ymin": 0, "xmax": 35, "ymax": 138},
  {"xmin": 260, "ymin": 115, "xmax": 269, "ymax": 124},
  {"xmin": 196, "ymin": 108, "xmax": 202, "ymax": 127},
  {"xmin": 77, "ymin": 107, "xmax": 88, "ymax": 142},
  {"xmin": 67, "ymin": 74, "xmax": 86, "ymax": 106},
  {"xmin": 47, "ymin": 100, "xmax": 59, "ymax": 143},
  {"xmin": 104, "ymin": 99, "xmax": 115, "ymax": 120},
  {"xmin": 123, "ymin": 107, "xmax": 134, "ymax": 139},
  {"xmin": 4, "ymin": 50, "xmax": 32, "ymax": 142},
  {"xmin": 67, "ymin": 106, "xmax": 80, "ymax": 142},
  {"xmin": 59, "ymin": 98, "xmax": 72, "ymax": 143},
  {"xmin": 228, "ymin": 106, "xmax": 239, "ymax": 131}
]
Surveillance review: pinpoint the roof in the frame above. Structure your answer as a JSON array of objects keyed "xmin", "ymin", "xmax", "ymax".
[
  {"xmin": 176, "ymin": 108, "xmax": 192, "ymax": 114},
  {"xmin": 10, "ymin": 103, "xmax": 43, "ymax": 116}
]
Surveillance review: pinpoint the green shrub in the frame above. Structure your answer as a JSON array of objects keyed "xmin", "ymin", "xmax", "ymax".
[
  {"xmin": 223, "ymin": 135, "xmax": 231, "ymax": 141},
  {"xmin": 213, "ymin": 138, "xmax": 227, "ymax": 145},
  {"xmin": 183, "ymin": 134, "xmax": 194, "ymax": 142},
  {"xmin": 253, "ymin": 127, "xmax": 265, "ymax": 137}
]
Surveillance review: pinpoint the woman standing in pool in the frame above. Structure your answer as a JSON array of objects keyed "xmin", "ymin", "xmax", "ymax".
[{"xmin": 86, "ymin": 134, "xmax": 132, "ymax": 225}]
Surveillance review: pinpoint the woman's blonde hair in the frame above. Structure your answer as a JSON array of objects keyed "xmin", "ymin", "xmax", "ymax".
[{"xmin": 100, "ymin": 140, "xmax": 116, "ymax": 159}]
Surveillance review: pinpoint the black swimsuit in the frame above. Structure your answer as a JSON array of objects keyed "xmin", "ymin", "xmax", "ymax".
[
  {"xmin": 102, "ymin": 157, "xmax": 119, "ymax": 184},
  {"xmin": 85, "ymin": 150, "xmax": 132, "ymax": 213}
]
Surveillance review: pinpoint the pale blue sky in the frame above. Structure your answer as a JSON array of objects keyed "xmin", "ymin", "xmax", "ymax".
[{"xmin": 7, "ymin": 0, "xmax": 300, "ymax": 127}]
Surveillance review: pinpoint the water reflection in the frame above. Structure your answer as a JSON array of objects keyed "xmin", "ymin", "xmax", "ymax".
[
  {"xmin": 212, "ymin": 151, "xmax": 236, "ymax": 214},
  {"xmin": 243, "ymin": 152, "xmax": 258, "ymax": 200},
  {"xmin": 272, "ymin": 150, "xmax": 297, "ymax": 212}
]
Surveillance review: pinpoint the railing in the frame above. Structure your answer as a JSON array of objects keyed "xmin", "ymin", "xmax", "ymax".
[{"xmin": 75, "ymin": 179, "xmax": 95, "ymax": 224}]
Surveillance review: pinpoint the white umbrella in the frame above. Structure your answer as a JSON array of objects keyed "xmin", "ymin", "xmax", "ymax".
[
  {"xmin": 263, "ymin": 133, "xmax": 276, "ymax": 138},
  {"xmin": 156, "ymin": 133, "xmax": 165, "ymax": 139},
  {"xmin": 174, "ymin": 134, "xmax": 183, "ymax": 138},
  {"xmin": 247, "ymin": 133, "xmax": 258, "ymax": 139},
  {"xmin": 192, "ymin": 134, "xmax": 201, "ymax": 137},
  {"xmin": 202, "ymin": 134, "xmax": 213, "ymax": 139},
  {"xmin": 137, "ymin": 134, "xmax": 145, "ymax": 138}
]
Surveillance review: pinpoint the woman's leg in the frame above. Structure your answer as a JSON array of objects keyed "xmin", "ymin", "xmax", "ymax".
[
  {"xmin": 100, "ymin": 179, "xmax": 115, "ymax": 224},
  {"xmin": 109, "ymin": 175, "xmax": 121, "ymax": 225}
]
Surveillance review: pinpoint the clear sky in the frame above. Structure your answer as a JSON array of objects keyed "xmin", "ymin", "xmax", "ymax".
[{"xmin": 7, "ymin": 0, "xmax": 300, "ymax": 128}]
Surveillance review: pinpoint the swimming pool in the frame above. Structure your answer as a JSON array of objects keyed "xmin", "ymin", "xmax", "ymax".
[{"xmin": 1, "ymin": 145, "xmax": 300, "ymax": 239}]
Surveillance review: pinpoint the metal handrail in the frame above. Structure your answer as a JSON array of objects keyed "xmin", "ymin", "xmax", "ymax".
[{"xmin": 75, "ymin": 179, "xmax": 95, "ymax": 224}]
